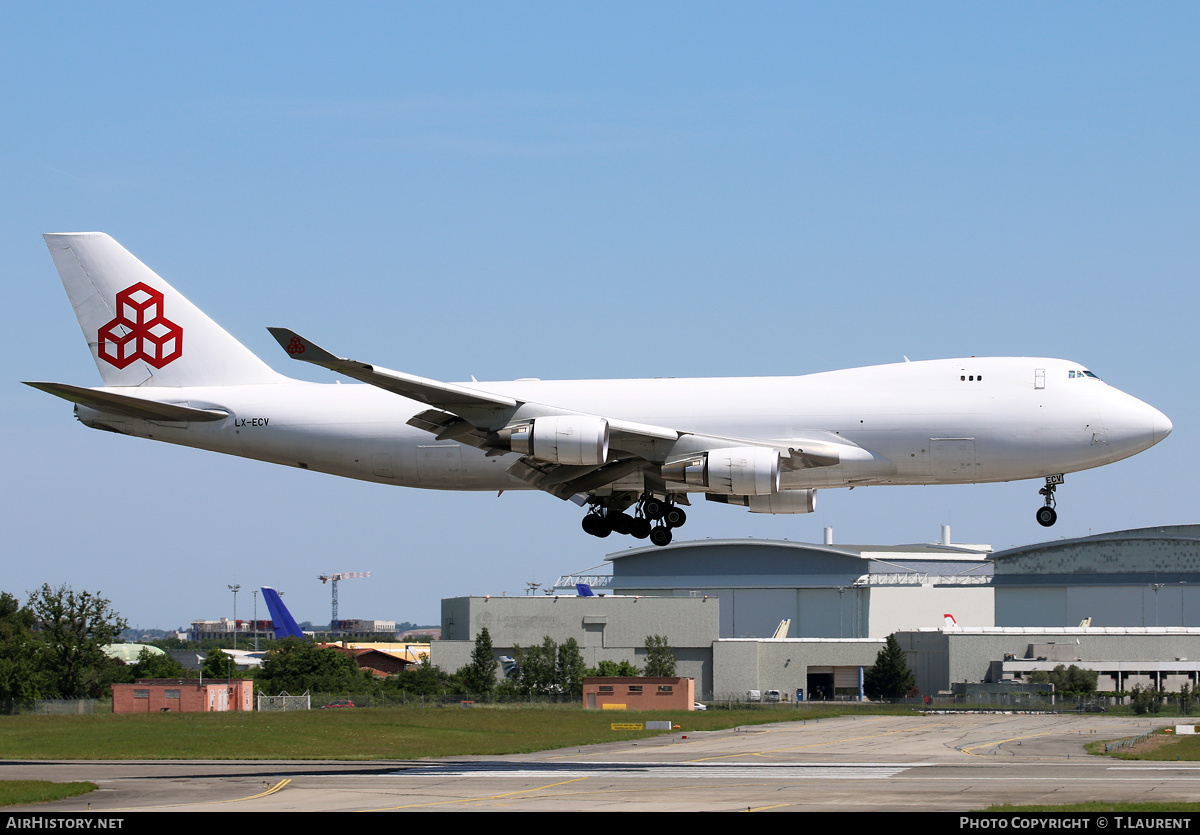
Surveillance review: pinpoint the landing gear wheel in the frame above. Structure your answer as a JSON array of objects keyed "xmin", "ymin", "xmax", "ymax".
[
  {"xmin": 644, "ymin": 498, "xmax": 666, "ymax": 521},
  {"xmin": 582, "ymin": 514, "xmax": 611, "ymax": 537},
  {"xmin": 630, "ymin": 517, "xmax": 652, "ymax": 539},
  {"xmin": 609, "ymin": 512, "xmax": 634, "ymax": 536},
  {"xmin": 663, "ymin": 506, "xmax": 687, "ymax": 528},
  {"xmin": 649, "ymin": 525, "xmax": 673, "ymax": 547},
  {"xmin": 1036, "ymin": 506, "xmax": 1058, "ymax": 527}
]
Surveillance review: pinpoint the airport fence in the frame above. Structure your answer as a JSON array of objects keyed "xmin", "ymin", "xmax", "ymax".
[
  {"xmin": 303, "ymin": 692, "xmax": 588, "ymax": 709},
  {"xmin": 0, "ymin": 698, "xmax": 97, "ymax": 715}
]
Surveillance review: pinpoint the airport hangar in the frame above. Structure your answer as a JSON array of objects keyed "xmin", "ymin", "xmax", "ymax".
[{"xmin": 430, "ymin": 525, "xmax": 1200, "ymax": 700}]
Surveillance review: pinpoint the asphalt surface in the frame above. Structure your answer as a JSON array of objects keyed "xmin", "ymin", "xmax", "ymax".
[{"xmin": 4, "ymin": 713, "xmax": 1193, "ymax": 812}]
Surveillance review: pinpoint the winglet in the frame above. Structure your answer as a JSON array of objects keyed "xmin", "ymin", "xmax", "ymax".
[{"xmin": 267, "ymin": 328, "xmax": 342, "ymax": 364}]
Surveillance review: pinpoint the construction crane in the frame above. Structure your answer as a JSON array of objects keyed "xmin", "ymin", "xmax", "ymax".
[{"xmin": 319, "ymin": 572, "xmax": 371, "ymax": 628}]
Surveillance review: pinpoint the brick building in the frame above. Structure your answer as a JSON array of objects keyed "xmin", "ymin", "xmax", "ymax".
[{"xmin": 112, "ymin": 679, "xmax": 253, "ymax": 713}]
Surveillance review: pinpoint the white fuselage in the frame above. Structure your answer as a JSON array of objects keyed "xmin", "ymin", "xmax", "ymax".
[{"xmin": 75, "ymin": 356, "xmax": 1170, "ymax": 493}]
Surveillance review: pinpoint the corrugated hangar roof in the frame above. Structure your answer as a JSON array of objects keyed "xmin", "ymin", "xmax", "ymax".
[
  {"xmin": 604, "ymin": 538, "xmax": 993, "ymax": 589},
  {"xmin": 991, "ymin": 524, "xmax": 1200, "ymax": 579}
]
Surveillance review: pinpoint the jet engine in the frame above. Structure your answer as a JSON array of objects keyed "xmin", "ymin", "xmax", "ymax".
[
  {"xmin": 662, "ymin": 447, "xmax": 781, "ymax": 495},
  {"xmin": 490, "ymin": 415, "xmax": 610, "ymax": 466},
  {"xmin": 708, "ymin": 489, "xmax": 817, "ymax": 514}
]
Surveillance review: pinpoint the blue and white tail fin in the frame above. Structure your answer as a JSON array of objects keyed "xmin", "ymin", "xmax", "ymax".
[{"xmin": 44, "ymin": 232, "xmax": 283, "ymax": 387}]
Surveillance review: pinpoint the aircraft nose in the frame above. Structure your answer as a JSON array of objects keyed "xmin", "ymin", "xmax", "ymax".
[
  {"xmin": 1152, "ymin": 406, "xmax": 1173, "ymax": 446},
  {"xmin": 1107, "ymin": 394, "xmax": 1171, "ymax": 453}
]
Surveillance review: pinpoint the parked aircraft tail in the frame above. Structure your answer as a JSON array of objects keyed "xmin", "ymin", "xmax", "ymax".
[
  {"xmin": 43, "ymin": 232, "xmax": 282, "ymax": 388},
  {"xmin": 261, "ymin": 586, "xmax": 305, "ymax": 640}
]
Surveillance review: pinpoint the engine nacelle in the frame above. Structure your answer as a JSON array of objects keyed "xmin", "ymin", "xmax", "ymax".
[
  {"xmin": 662, "ymin": 447, "xmax": 781, "ymax": 495},
  {"xmin": 492, "ymin": 415, "xmax": 610, "ymax": 466},
  {"xmin": 708, "ymin": 489, "xmax": 817, "ymax": 514}
]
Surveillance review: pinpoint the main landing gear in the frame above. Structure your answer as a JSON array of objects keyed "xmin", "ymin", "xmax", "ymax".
[
  {"xmin": 581, "ymin": 494, "xmax": 687, "ymax": 547},
  {"xmin": 1036, "ymin": 474, "xmax": 1064, "ymax": 527}
]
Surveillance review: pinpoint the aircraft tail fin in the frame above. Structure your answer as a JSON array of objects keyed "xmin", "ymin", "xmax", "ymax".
[
  {"xmin": 261, "ymin": 587, "xmax": 305, "ymax": 640},
  {"xmin": 43, "ymin": 232, "xmax": 283, "ymax": 387}
]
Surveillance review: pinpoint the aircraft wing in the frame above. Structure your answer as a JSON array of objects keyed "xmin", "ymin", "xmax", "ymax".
[
  {"xmin": 268, "ymin": 329, "xmax": 865, "ymax": 496},
  {"xmin": 268, "ymin": 328, "xmax": 518, "ymax": 427},
  {"xmin": 269, "ymin": 328, "xmax": 680, "ymax": 436}
]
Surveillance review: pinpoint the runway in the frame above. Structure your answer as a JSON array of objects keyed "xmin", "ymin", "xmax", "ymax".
[{"xmin": 5, "ymin": 713, "xmax": 1193, "ymax": 812}]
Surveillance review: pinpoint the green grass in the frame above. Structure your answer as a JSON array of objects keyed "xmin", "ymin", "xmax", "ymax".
[
  {"xmin": 987, "ymin": 728, "xmax": 1200, "ymax": 812},
  {"xmin": 0, "ymin": 781, "xmax": 97, "ymax": 807},
  {"xmin": 0, "ymin": 705, "xmax": 892, "ymax": 761},
  {"xmin": 1088, "ymin": 728, "xmax": 1200, "ymax": 761},
  {"xmin": 988, "ymin": 802, "xmax": 1200, "ymax": 813}
]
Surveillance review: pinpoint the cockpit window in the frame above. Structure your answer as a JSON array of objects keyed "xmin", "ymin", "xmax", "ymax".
[{"xmin": 1070, "ymin": 369, "xmax": 1101, "ymax": 380}]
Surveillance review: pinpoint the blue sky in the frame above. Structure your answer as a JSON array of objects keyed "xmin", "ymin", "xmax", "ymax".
[{"xmin": 3, "ymin": 3, "xmax": 1197, "ymax": 631}]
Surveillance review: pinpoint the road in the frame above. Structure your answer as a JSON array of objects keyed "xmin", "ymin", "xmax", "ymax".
[{"xmin": 4, "ymin": 713, "xmax": 1194, "ymax": 812}]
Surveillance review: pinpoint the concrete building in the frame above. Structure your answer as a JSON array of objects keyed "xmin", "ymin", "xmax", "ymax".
[
  {"xmin": 433, "ymin": 524, "xmax": 1200, "ymax": 699},
  {"xmin": 435, "ymin": 594, "xmax": 720, "ymax": 696},
  {"xmin": 898, "ymin": 627, "xmax": 1200, "ymax": 696},
  {"xmin": 712, "ymin": 638, "xmax": 883, "ymax": 701},
  {"xmin": 601, "ymin": 536, "xmax": 993, "ymax": 638}
]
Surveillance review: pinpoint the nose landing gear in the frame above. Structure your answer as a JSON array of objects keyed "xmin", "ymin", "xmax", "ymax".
[{"xmin": 1036, "ymin": 475, "xmax": 1063, "ymax": 527}]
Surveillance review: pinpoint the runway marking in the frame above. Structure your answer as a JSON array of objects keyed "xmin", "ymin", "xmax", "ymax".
[
  {"xmin": 960, "ymin": 728, "xmax": 1119, "ymax": 757},
  {"xmin": 688, "ymin": 720, "xmax": 932, "ymax": 762},
  {"xmin": 399, "ymin": 761, "xmax": 926, "ymax": 780},
  {"xmin": 360, "ymin": 777, "xmax": 593, "ymax": 811},
  {"xmin": 112, "ymin": 778, "xmax": 292, "ymax": 810}
]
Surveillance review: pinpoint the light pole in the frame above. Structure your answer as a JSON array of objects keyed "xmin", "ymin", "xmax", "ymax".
[
  {"xmin": 228, "ymin": 584, "xmax": 241, "ymax": 651},
  {"xmin": 252, "ymin": 589, "xmax": 259, "ymax": 652}
]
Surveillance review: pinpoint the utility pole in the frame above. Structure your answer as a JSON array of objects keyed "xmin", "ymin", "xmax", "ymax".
[{"xmin": 227, "ymin": 583, "xmax": 241, "ymax": 651}]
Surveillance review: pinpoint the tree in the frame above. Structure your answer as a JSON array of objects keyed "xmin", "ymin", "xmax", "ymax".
[
  {"xmin": 556, "ymin": 638, "xmax": 587, "ymax": 696},
  {"xmin": 863, "ymin": 634, "xmax": 917, "ymax": 700},
  {"xmin": 201, "ymin": 647, "xmax": 235, "ymax": 680},
  {"xmin": 386, "ymin": 658, "xmax": 455, "ymax": 696},
  {"xmin": 0, "ymin": 591, "xmax": 48, "ymax": 700},
  {"xmin": 590, "ymin": 659, "xmax": 640, "ymax": 677},
  {"xmin": 131, "ymin": 648, "xmax": 193, "ymax": 680},
  {"xmin": 643, "ymin": 635, "xmax": 676, "ymax": 678},
  {"xmin": 512, "ymin": 637, "xmax": 559, "ymax": 694},
  {"xmin": 1028, "ymin": 665, "xmax": 1098, "ymax": 695},
  {"xmin": 256, "ymin": 637, "xmax": 367, "ymax": 693},
  {"xmin": 1131, "ymin": 684, "xmax": 1162, "ymax": 715},
  {"xmin": 461, "ymin": 628, "xmax": 498, "ymax": 695},
  {"xmin": 28, "ymin": 584, "xmax": 127, "ymax": 698}
]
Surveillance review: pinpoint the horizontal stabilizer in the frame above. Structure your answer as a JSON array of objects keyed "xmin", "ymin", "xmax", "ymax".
[{"xmin": 25, "ymin": 381, "xmax": 228, "ymax": 422}]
